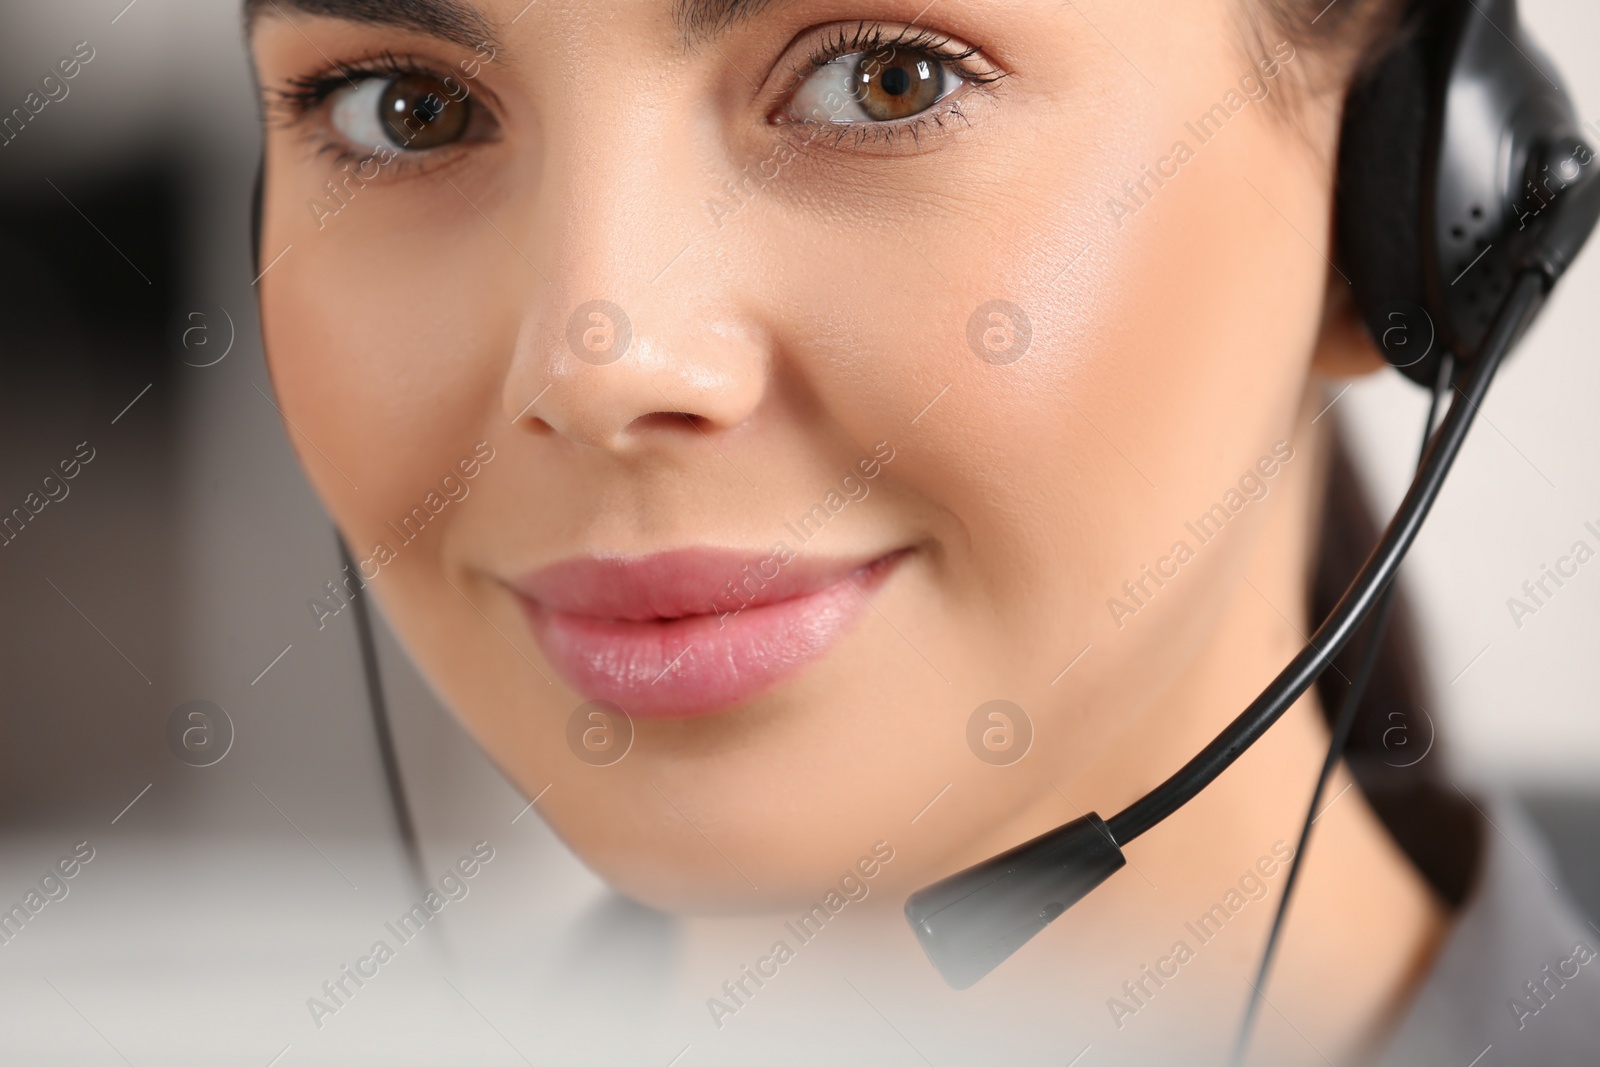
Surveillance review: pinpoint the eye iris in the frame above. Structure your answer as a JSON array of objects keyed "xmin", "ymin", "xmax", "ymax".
[
  {"xmin": 852, "ymin": 48, "xmax": 942, "ymax": 121},
  {"xmin": 379, "ymin": 74, "xmax": 468, "ymax": 150}
]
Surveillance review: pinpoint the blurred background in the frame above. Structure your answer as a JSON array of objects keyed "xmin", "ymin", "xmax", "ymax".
[{"xmin": 0, "ymin": 0, "xmax": 1596, "ymax": 1063}]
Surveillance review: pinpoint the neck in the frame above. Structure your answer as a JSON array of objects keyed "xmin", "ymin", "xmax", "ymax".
[{"xmin": 973, "ymin": 394, "xmax": 1447, "ymax": 1060}]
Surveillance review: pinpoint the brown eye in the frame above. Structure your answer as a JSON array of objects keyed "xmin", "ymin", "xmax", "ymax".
[
  {"xmin": 851, "ymin": 48, "xmax": 945, "ymax": 121},
  {"xmin": 782, "ymin": 36, "xmax": 977, "ymax": 130},
  {"xmin": 327, "ymin": 72, "xmax": 480, "ymax": 154},
  {"xmin": 379, "ymin": 74, "xmax": 469, "ymax": 150}
]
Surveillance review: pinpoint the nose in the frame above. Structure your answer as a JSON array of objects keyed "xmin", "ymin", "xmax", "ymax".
[
  {"xmin": 502, "ymin": 293, "xmax": 769, "ymax": 451},
  {"xmin": 500, "ymin": 112, "xmax": 769, "ymax": 452}
]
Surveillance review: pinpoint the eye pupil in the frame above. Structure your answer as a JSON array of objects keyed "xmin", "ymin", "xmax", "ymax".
[
  {"xmin": 379, "ymin": 74, "xmax": 469, "ymax": 150},
  {"xmin": 851, "ymin": 48, "xmax": 943, "ymax": 122}
]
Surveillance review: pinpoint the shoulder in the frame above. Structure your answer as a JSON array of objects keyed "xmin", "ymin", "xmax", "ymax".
[{"xmin": 1377, "ymin": 794, "xmax": 1600, "ymax": 1065}]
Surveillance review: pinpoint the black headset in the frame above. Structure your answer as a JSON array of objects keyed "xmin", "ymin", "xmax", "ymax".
[
  {"xmin": 903, "ymin": 0, "xmax": 1600, "ymax": 1007},
  {"xmin": 252, "ymin": 0, "xmax": 1600, "ymax": 1050}
]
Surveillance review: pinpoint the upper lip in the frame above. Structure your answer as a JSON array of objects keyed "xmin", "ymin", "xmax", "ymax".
[{"xmin": 508, "ymin": 548, "xmax": 893, "ymax": 621}]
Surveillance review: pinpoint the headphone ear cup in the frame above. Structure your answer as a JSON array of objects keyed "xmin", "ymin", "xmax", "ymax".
[
  {"xmin": 1339, "ymin": 0, "xmax": 1587, "ymax": 387},
  {"xmin": 1336, "ymin": 23, "xmax": 1444, "ymax": 387}
]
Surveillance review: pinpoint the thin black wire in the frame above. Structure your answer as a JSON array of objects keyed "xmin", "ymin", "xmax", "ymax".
[
  {"xmin": 253, "ymin": 160, "xmax": 424, "ymax": 894},
  {"xmin": 1107, "ymin": 271, "xmax": 1544, "ymax": 846},
  {"xmin": 340, "ymin": 536, "xmax": 428, "ymax": 893},
  {"xmin": 1229, "ymin": 353, "xmax": 1455, "ymax": 1067}
]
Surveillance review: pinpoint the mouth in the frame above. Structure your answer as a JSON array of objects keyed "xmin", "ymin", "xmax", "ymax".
[{"xmin": 508, "ymin": 547, "xmax": 908, "ymax": 719}]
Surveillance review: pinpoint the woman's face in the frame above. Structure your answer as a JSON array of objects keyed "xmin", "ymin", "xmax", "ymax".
[{"xmin": 252, "ymin": 0, "xmax": 1341, "ymax": 911}]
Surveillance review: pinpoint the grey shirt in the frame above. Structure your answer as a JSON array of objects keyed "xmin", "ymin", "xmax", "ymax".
[{"xmin": 1376, "ymin": 796, "xmax": 1600, "ymax": 1066}]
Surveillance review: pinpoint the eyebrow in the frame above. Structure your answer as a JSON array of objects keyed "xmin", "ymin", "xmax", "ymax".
[
  {"xmin": 244, "ymin": 0, "xmax": 499, "ymax": 51},
  {"xmin": 674, "ymin": 0, "xmax": 782, "ymax": 43},
  {"xmin": 247, "ymin": 0, "xmax": 779, "ymax": 50}
]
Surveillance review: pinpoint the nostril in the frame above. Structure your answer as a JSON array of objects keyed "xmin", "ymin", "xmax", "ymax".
[{"xmin": 631, "ymin": 411, "xmax": 709, "ymax": 432}]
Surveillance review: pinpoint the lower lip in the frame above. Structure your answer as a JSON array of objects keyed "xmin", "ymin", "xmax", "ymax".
[{"xmin": 514, "ymin": 553, "xmax": 903, "ymax": 719}]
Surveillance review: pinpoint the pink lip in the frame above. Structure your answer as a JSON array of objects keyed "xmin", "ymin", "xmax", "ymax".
[{"xmin": 509, "ymin": 548, "xmax": 906, "ymax": 719}]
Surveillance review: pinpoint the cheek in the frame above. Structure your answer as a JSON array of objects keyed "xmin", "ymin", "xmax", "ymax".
[
  {"xmin": 259, "ymin": 158, "xmax": 512, "ymax": 548},
  {"xmin": 760, "ymin": 107, "xmax": 1326, "ymax": 778}
]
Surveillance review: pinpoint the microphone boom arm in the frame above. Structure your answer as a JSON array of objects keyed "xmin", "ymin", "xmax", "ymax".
[{"xmin": 904, "ymin": 268, "xmax": 1548, "ymax": 990}]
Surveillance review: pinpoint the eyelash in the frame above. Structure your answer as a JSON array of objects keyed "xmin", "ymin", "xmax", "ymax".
[
  {"xmin": 270, "ymin": 51, "xmax": 433, "ymax": 119},
  {"xmin": 782, "ymin": 22, "xmax": 1007, "ymax": 148},
  {"xmin": 263, "ymin": 23, "xmax": 1005, "ymax": 166},
  {"xmin": 266, "ymin": 51, "xmax": 465, "ymax": 169}
]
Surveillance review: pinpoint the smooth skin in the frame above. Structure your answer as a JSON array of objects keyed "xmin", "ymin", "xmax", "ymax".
[{"xmin": 252, "ymin": 0, "xmax": 1445, "ymax": 1061}]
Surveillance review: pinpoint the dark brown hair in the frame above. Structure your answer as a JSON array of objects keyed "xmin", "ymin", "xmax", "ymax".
[
  {"xmin": 1260, "ymin": 0, "xmax": 1485, "ymax": 905},
  {"xmin": 1250, "ymin": 0, "xmax": 1428, "ymax": 96},
  {"xmin": 1312, "ymin": 438, "xmax": 1481, "ymax": 906}
]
